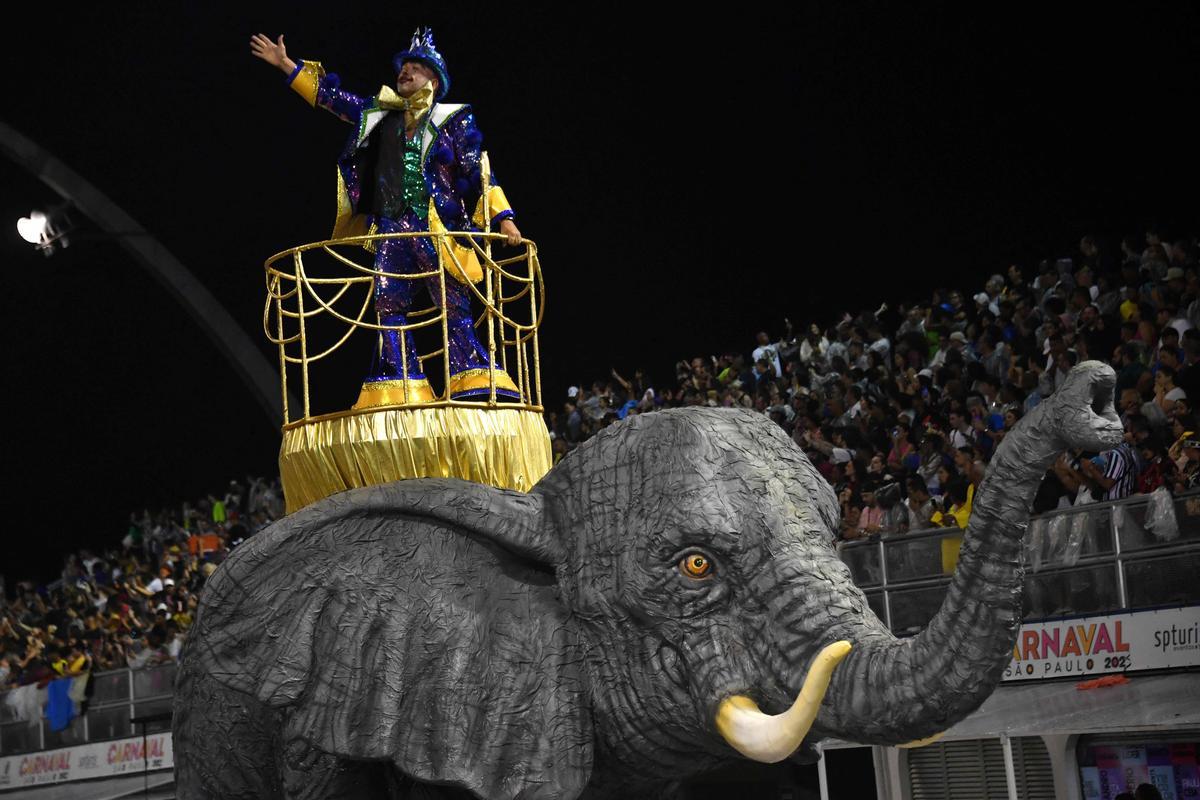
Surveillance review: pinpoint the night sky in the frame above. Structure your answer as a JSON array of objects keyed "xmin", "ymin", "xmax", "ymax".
[{"xmin": 2, "ymin": 4, "xmax": 1197, "ymax": 581}]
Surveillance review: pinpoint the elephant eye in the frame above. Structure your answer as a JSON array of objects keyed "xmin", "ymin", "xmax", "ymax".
[{"xmin": 679, "ymin": 553, "xmax": 714, "ymax": 579}]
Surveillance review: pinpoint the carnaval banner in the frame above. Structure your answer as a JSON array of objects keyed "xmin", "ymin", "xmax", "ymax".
[
  {"xmin": 1003, "ymin": 606, "xmax": 1200, "ymax": 681},
  {"xmin": 0, "ymin": 732, "xmax": 172, "ymax": 789}
]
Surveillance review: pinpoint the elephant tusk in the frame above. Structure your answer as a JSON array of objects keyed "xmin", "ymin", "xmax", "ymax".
[
  {"xmin": 715, "ymin": 640, "xmax": 852, "ymax": 763},
  {"xmin": 898, "ymin": 731, "xmax": 945, "ymax": 748}
]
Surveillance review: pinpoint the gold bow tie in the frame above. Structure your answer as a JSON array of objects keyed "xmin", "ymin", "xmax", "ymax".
[{"xmin": 378, "ymin": 83, "xmax": 434, "ymax": 130}]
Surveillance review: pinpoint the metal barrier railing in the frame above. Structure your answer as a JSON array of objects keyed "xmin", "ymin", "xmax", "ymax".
[
  {"xmin": 0, "ymin": 663, "xmax": 175, "ymax": 756},
  {"xmin": 838, "ymin": 491, "xmax": 1200, "ymax": 636}
]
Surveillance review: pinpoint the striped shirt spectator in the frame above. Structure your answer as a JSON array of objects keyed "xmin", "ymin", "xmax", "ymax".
[{"xmin": 1099, "ymin": 442, "xmax": 1141, "ymax": 501}]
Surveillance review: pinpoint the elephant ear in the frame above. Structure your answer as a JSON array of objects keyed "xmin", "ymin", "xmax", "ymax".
[{"xmin": 190, "ymin": 480, "xmax": 591, "ymax": 800}]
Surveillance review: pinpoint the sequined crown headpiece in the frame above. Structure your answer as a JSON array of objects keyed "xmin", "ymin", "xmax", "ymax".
[{"xmin": 393, "ymin": 27, "xmax": 450, "ymax": 100}]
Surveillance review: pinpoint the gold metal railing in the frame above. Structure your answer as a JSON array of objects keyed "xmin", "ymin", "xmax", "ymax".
[{"xmin": 264, "ymin": 230, "xmax": 544, "ymax": 427}]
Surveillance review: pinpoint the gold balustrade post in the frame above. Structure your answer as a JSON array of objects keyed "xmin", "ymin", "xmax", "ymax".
[
  {"xmin": 293, "ymin": 251, "xmax": 311, "ymax": 420},
  {"xmin": 529, "ymin": 245, "xmax": 541, "ymax": 407},
  {"xmin": 481, "ymin": 153, "xmax": 497, "ymax": 406},
  {"xmin": 439, "ymin": 234, "xmax": 452, "ymax": 402},
  {"xmin": 274, "ymin": 274, "xmax": 290, "ymax": 425},
  {"xmin": 397, "ymin": 266, "xmax": 410, "ymax": 402}
]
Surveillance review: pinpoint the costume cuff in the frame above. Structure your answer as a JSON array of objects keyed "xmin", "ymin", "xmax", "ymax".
[
  {"xmin": 288, "ymin": 60, "xmax": 325, "ymax": 107},
  {"xmin": 471, "ymin": 185, "xmax": 514, "ymax": 228}
]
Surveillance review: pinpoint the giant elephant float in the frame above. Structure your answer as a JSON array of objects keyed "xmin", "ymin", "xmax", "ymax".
[{"xmin": 174, "ymin": 362, "xmax": 1123, "ymax": 799}]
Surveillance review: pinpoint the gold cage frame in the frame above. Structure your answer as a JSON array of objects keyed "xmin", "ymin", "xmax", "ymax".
[
  {"xmin": 263, "ymin": 229, "xmax": 550, "ymax": 512},
  {"xmin": 264, "ymin": 231, "xmax": 544, "ymax": 421}
]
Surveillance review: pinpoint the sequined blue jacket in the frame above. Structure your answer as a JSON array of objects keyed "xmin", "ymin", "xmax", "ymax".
[{"xmin": 286, "ymin": 60, "xmax": 515, "ymax": 243}]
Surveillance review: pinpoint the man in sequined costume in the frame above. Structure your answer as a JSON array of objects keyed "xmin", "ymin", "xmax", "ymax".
[{"xmin": 251, "ymin": 29, "xmax": 522, "ymax": 404}]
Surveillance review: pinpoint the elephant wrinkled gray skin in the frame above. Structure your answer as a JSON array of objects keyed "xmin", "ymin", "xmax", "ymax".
[{"xmin": 174, "ymin": 362, "xmax": 1123, "ymax": 799}]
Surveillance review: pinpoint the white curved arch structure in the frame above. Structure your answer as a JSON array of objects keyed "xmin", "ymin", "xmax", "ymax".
[{"xmin": 0, "ymin": 120, "xmax": 288, "ymax": 423}]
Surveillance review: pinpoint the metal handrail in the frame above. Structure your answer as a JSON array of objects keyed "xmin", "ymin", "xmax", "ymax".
[
  {"xmin": 840, "ymin": 490, "xmax": 1200, "ymax": 554},
  {"xmin": 843, "ymin": 489, "xmax": 1200, "ymax": 633}
]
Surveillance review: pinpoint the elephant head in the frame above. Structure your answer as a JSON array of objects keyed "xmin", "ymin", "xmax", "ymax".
[{"xmin": 177, "ymin": 362, "xmax": 1121, "ymax": 799}]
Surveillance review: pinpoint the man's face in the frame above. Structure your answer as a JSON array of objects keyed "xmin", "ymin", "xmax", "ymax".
[{"xmin": 396, "ymin": 60, "xmax": 437, "ymax": 97}]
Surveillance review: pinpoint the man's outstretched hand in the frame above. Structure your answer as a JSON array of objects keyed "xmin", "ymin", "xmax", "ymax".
[
  {"xmin": 250, "ymin": 33, "xmax": 297, "ymax": 75},
  {"xmin": 499, "ymin": 218, "xmax": 522, "ymax": 247}
]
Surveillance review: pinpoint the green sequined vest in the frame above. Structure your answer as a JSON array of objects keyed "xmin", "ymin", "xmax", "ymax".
[{"xmin": 373, "ymin": 113, "xmax": 429, "ymax": 221}]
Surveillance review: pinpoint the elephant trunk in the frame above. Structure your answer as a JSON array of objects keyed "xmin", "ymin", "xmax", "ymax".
[{"xmin": 817, "ymin": 362, "xmax": 1122, "ymax": 744}]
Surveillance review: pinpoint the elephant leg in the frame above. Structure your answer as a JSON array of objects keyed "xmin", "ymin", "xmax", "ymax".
[
  {"xmin": 279, "ymin": 739, "xmax": 392, "ymax": 799},
  {"xmin": 173, "ymin": 664, "xmax": 284, "ymax": 799}
]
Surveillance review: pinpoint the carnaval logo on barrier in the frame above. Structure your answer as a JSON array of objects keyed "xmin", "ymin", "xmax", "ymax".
[
  {"xmin": 19, "ymin": 751, "xmax": 70, "ymax": 777},
  {"xmin": 108, "ymin": 738, "xmax": 166, "ymax": 765},
  {"xmin": 1003, "ymin": 606, "xmax": 1200, "ymax": 681}
]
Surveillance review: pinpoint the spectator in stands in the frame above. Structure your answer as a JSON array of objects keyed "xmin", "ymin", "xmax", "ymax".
[
  {"xmin": 1172, "ymin": 434, "xmax": 1200, "ymax": 492},
  {"xmin": 1137, "ymin": 436, "xmax": 1173, "ymax": 493},
  {"xmin": 1153, "ymin": 364, "xmax": 1187, "ymax": 416},
  {"xmin": 915, "ymin": 432, "xmax": 945, "ymax": 492},
  {"xmin": 902, "ymin": 477, "xmax": 935, "ymax": 531},
  {"xmin": 886, "ymin": 421, "xmax": 914, "ymax": 469},
  {"xmin": 932, "ymin": 477, "xmax": 972, "ymax": 530},
  {"xmin": 857, "ymin": 480, "xmax": 886, "ymax": 536},
  {"xmin": 753, "ymin": 327, "xmax": 790, "ymax": 378},
  {"xmin": 934, "ymin": 462, "xmax": 954, "ymax": 496},
  {"xmin": 1079, "ymin": 435, "xmax": 1142, "ymax": 502},
  {"xmin": 947, "ymin": 410, "xmax": 974, "ymax": 450}
]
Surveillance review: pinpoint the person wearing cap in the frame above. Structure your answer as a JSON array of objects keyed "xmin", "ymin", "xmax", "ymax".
[
  {"xmin": 250, "ymin": 29, "xmax": 522, "ymax": 402},
  {"xmin": 930, "ymin": 329, "xmax": 973, "ymax": 369}
]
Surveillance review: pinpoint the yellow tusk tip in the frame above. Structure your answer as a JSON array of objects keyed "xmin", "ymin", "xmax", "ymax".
[
  {"xmin": 898, "ymin": 731, "xmax": 945, "ymax": 749},
  {"xmin": 822, "ymin": 640, "xmax": 853, "ymax": 661}
]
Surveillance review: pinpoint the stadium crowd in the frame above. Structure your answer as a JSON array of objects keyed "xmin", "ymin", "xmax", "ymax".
[
  {"xmin": 0, "ymin": 478, "xmax": 284, "ymax": 692},
  {"xmin": 546, "ymin": 229, "xmax": 1200, "ymax": 542},
  {"xmin": 4, "ymin": 227, "xmax": 1196, "ymax": 693}
]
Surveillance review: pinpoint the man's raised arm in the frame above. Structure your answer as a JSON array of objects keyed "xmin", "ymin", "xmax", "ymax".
[{"xmin": 249, "ymin": 33, "xmax": 364, "ymax": 123}]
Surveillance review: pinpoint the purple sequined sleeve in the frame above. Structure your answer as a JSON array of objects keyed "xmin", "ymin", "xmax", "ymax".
[{"xmin": 315, "ymin": 72, "xmax": 367, "ymax": 127}]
